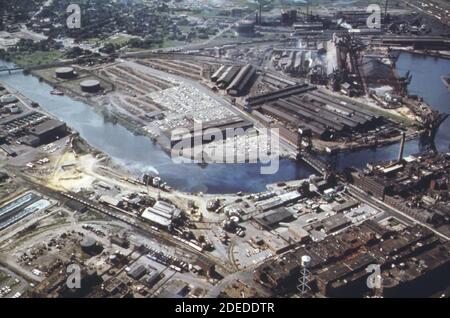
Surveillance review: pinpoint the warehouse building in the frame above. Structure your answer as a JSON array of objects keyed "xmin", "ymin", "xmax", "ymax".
[
  {"xmin": 211, "ymin": 65, "xmax": 228, "ymax": 82},
  {"xmin": 226, "ymin": 64, "xmax": 256, "ymax": 96},
  {"xmin": 245, "ymin": 84, "xmax": 382, "ymax": 141},
  {"xmin": 29, "ymin": 119, "xmax": 68, "ymax": 144},
  {"xmin": 169, "ymin": 117, "xmax": 253, "ymax": 147},
  {"xmin": 141, "ymin": 201, "xmax": 182, "ymax": 229},
  {"xmin": 253, "ymin": 208, "xmax": 295, "ymax": 229},
  {"xmin": 378, "ymin": 36, "xmax": 450, "ymax": 50},
  {"xmin": 216, "ymin": 66, "xmax": 241, "ymax": 89}
]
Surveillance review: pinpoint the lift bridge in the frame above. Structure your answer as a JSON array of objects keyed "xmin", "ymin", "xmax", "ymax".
[
  {"xmin": 0, "ymin": 60, "xmax": 66, "ymax": 75},
  {"xmin": 0, "ymin": 59, "xmax": 78, "ymax": 75},
  {"xmin": 0, "ymin": 66, "xmax": 24, "ymax": 74}
]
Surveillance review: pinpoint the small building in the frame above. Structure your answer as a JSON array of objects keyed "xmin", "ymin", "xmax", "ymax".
[
  {"xmin": 236, "ymin": 20, "xmax": 256, "ymax": 36},
  {"xmin": 315, "ymin": 214, "xmax": 351, "ymax": 234},
  {"xmin": 193, "ymin": 259, "xmax": 216, "ymax": 277},
  {"xmin": 99, "ymin": 195, "xmax": 120, "ymax": 207},
  {"xmin": 110, "ymin": 235, "xmax": 129, "ymax": 249},
  {"xmin": 332, "ymin": 199, "xmax": 359, "ymax": 213},
  {"xmin": 5, "ymin": 104, "xmax": 21, "ymax": 114},
  {"xmin": 140, "ymin": 267, "xmax": 160, "ymax": 287},
  {"xmin": 65, "ymin": 199, "xmax": 88, "ymax": 213},
  {"xmin": 145, "ymin": 110, "xmax": 164, "ymax": 121},
  {"xmin": 127, "ymin": 264, "xmax": 147, "ymax": 280},
  {"xmin": 0, "ymin": 172, "xmax": 8, "ymax": 182},
  {"xmin": 18, "ymin": 135, "xmax": 40, "ymax": 147},
  {"xmin": 264, "ymin": 233, "xmax": 292, "ymax": 254}
]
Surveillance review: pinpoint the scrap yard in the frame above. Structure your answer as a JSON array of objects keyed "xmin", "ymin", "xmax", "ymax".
[{"xmin": 0, "ymin": 0, "xmax": 449, "ymax": 299}]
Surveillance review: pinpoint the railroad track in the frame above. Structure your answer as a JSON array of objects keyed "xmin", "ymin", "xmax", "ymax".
[{"xmin": 19, "ymin": 177, "xmax": 234, "ymax": 275}]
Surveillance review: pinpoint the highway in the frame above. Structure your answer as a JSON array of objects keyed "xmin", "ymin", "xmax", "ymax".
[{"xmin": 402, "ymin": 0, "xmax": 450, "ymax": 26}]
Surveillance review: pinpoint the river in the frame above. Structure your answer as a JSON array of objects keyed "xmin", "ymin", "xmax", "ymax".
[
  {"xmin": 1, "ymin": 52, "xmax": 449, "ymax": 193},
  {"xmin": 0, "ymin": 64, "xmax": 314, "ymax": 194}
]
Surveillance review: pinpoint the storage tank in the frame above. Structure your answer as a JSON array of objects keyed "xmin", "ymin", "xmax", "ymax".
[
  {"xmin": 80, "ymin": 236, "xmax": 102, "ymax": 254},
  {"xmin": 55, "ymin": 67, "xmax": 76, "ymax": 79},
  {"xmin": 301, "ymin": 255, "xmax": 311, "ymax": 267},
  {"xmin": 80, "ymin": 79, "xmax": 101, "ymax": 93}
]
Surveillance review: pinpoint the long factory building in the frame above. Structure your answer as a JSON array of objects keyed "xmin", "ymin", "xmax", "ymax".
[
  {"xmin": 245, "ymin": 84, "xmax": 381, "ymax": 141},
  {"xmin": 168, "ymin": 116, "xmax": 253, "ymax": 147},
  {"xmin": 375, "ymin": 36, "xmax": 450, "ymax": 50},
  {"xmin": 212, "ymin": 64, "xmax": 256, "ymax": 96}
]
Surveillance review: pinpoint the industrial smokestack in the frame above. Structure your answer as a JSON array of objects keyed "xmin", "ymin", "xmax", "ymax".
[
  {"xmin": 384, "ymin": 0, "xmax": 390, "ymax": 24},
  {"xmin": 398, "ymin": 132, "xmax": 406, "ymax": 162},
  {"xmin": 307, "ymin": 1, "xmax": 309, "ymax": 21},
  {"xmin": 259, "ymin": 2, "xmax": 262, "ymax": 25}
]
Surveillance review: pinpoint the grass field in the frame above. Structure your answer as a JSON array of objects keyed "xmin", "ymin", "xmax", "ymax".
[
  {"xmin": 12, "ymin": 50, "xmax": 64, "ymax": 67},
  {"xmin": 0, "ymin": 271, "xmax": 9, "ymax": 285}
]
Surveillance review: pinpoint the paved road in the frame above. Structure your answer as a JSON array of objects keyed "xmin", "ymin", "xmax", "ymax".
[
  {"xmin": 402, "ymin": 0, "xmax": 450, "ymax": 26},
  {"xmin": 348, "ymin": 184, "xmax": 450, "ymax": 241}
]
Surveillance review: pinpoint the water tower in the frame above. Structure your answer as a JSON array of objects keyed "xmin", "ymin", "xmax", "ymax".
[{"xmin": 297, "ymin": 255, "xmax": 312, "ymax": 296}]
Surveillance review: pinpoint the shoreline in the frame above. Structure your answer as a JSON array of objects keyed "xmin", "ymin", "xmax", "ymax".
[
  {"xmin": 393, "ymin": 48, "xmax": 450, "ymax": 60},
  {"xmin": 0, "ymin": 78, "xmax": 306, "ymax": 195},
  {"xmin": 2, "ymin": 53, "xmax": 443, "ymax": 195},
  {"xmin": 27, "ymin": 65, "xmax": 425, "ymax": 159},
  {"xmin": 441, "ymin": 75, "xmax": 450, "ymax": 91}
]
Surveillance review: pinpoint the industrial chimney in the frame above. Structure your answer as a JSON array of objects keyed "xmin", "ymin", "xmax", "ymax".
[{"xmin": 398, "ymin": 132, "xmax": 406, "ymax": 162}]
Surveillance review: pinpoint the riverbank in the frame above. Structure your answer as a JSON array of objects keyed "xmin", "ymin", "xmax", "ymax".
[
  {"xmin": 393, "ymin": 47, "xmax": 450, "ymax": 60},
  {"xmin": 0, "ymin": 50, "xmax": 64, "ymax": 68},
  {"xmin": 312, "ymin": 128, "xmax": 424, "ymax": 155},
  {"xmin": 27, "ymin": 60, "xmax": 423, "ymax": 159},
  {"xmin": 2, "ymin": 51, "xmax": 448, "ymax": 193},
  {"xmin": 442, "ymin": 75, "xmax": 450, "ymax": 91},
  {"xmin": 28, "ymin": 68, "xmax": 150, "ymax": 138},
  {"xmin": 1, "ymin": 68, "xmax": 316, "ymax": 194}
]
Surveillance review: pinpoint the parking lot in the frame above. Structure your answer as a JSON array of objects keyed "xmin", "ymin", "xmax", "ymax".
[{"xmin": 0, "ymin": 267, "xmax": 28, "ymax": 298}]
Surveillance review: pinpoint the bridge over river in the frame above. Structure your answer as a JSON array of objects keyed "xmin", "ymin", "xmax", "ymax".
[{"xmin": 0, "ymin": 60, "xmax": 76, "ymax": 75}]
